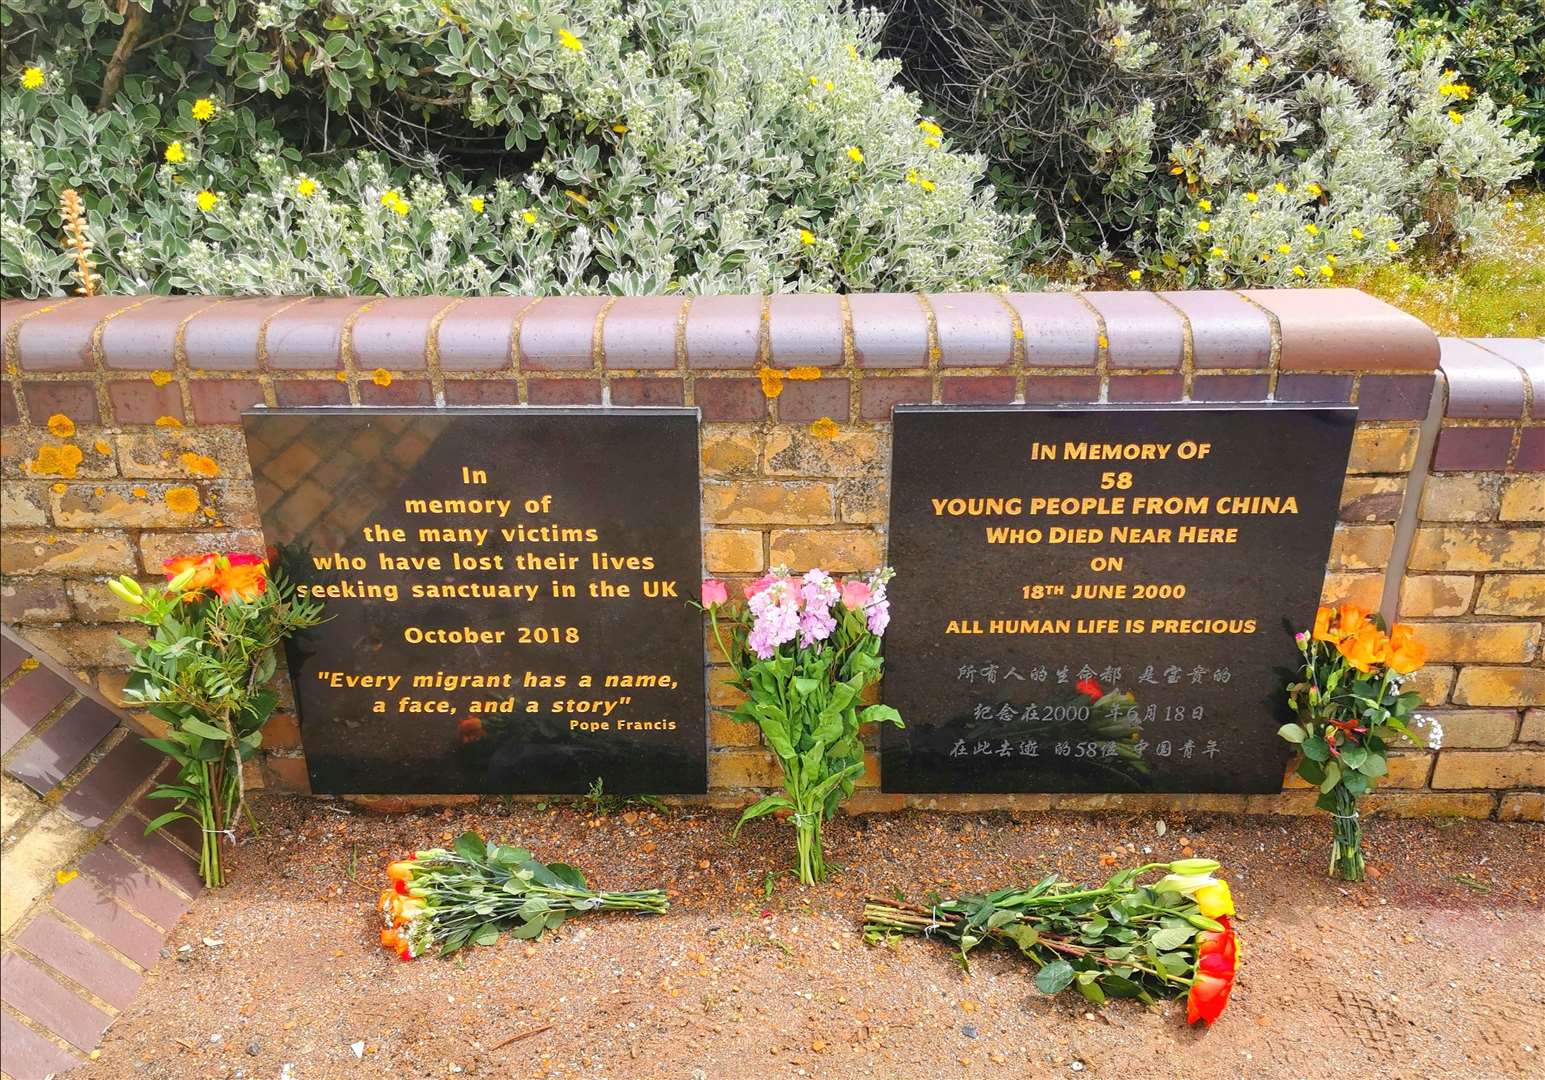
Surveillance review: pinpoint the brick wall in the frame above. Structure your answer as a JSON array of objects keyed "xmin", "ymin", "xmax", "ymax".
[
  {"xmin": 1, "ymin": 291, "xmax": 1539, "ymax": 820},
  {"xmin": 1395, "ymin": 338, "xmax": 1544, "ymax": 823}
]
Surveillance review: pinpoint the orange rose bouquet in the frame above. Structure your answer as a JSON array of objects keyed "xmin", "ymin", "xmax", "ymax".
[
  {"xmin": 1280, "ymin": 603, "xmax": 1435, "ymax": 881},
  {"xmin": 107, "ymin": 553, "xmax": 324, "ymax": 887}
]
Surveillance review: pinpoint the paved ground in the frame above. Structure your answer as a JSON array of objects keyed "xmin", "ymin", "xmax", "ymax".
[{"xmin": 74, "ymin": 796, "xmax": 1544, "ymax": 1080}]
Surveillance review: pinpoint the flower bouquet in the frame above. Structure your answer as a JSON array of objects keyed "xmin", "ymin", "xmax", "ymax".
[
  {"xmin": 1280, "ymin": 604, "xmax": 1433, "ymax": 881},
  {"xmin": 110, "ymin": 553, "xmax": 324, "ymax": 887},
  {"xmin": 700, "ymin": 567, "xmax": 903, "ymax": 885},
  {"xmin": 378, "ymin": 831, "xmax": 668, "ymax": 959},
  {"xmin": 862, "ymin": 859, "xmax": 1240, "ymax": 1024}
]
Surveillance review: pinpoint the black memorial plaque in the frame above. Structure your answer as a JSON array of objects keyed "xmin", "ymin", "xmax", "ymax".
[
  {"xmin": 881, "ymin": 404, "xmax": 1356, "ymax": 794},
  {"xmin": 243, "ymin": 407, "xmax": 706, "ymax": 795}
]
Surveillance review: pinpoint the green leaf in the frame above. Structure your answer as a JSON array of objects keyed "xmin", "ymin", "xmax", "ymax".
[
  {"xmin": 472, "ymin": 922, "xmax": 501, "ymax": 946},
  {"xmin": 1302, "ymin": 735, "xmax": 1331, "ymax": 762},
  {"xmin": 1033, "ymin": 960, "xmax": 1075, "ymax": 995},
  {"xmin": 547, "ymin": 862, "xmax": 588, "ymax": 890},
  {"xmin": 454, "ymin": 831, "xmax": 487, "ymax": 862},
  {"xmin": 181, "ymin": 717, "xmax": 231, "ymax": 741},
  {"xmin": 143, "ymin": 810, "xmax": 192, "ymax": 834},
  {"xmin": 1340, "ymin": 745, "xmax": 1368, "ymax": 770},
  {"xmin": 731, "ymin": 794, "xmax": 795, "ymax": 836},
  {"xmin": 1277, "ymin": 722, "xmax": 1307, "ymax": 744},
  {"xmin": 1321, "ymin": 760, "xmax": 1343, "ymax": 793},
  {"xmin": 1075, "ymin": 976, "xmax": 1106, "ymax": 1006},
  {"xmin": 511, "ymin": 918, "xmax": 546, "ymax": 940},
  {"xmin": 1150, "ymin": 926, "xmax": 1193, "ymax": 951}
]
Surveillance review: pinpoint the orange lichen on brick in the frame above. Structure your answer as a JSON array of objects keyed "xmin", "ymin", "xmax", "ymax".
[
  {"xmin": 150, "ymin": 370, "xmax": 174, "ymax": 387},
  {"xmin": 52, "ymin": 482, "xmax": 67, "ymax": 493},
  {"xmin": 31, "ymin": 442, "xmax": 84, "ymax": 478},
  {"xmin": 335, "ymin": 371, "xmax": 349, "ymax": 382},
  {"xmin": 46, "ymin": 413, "xmax": 76, "ymax": 438},
  {"xmin": 809, "ymin": 416, "xmax": 839, "ymax": 439},
  {"xmin": 928, "ymin": 346, "xmax": 941, "ymax": 362},
  {"xmin": 93, "ymin": 440, "xmax": 111, "ymax": 455},
  {"xmin": 19, "ymin": 657, "xmax": 38, "ymax": 672},
  {"xmin": 758, "ymin": 366, "xmax": 785, "ymax": 398},
  {"xmin": 164, "ymin": 486, "xmax": 200, "ymax": 513},
  {"xmin": 179, "ymin": 452, "xmax": 221, "ymax": 477},
  {"xmin": 155, "ymin": 415, "xmax": 183, "ymax": 428},
  {"xmin": 786, "ymin": 366, "xmax": 822, "ymax": 381},
  {"xmin": 1097, "ymin": 334, "xmax": 1109, "ymax": 350},
  {"xmin": 372, "ymin": 368, "xmax": 393, "ymax": 387},
  {"xmin": 132, "ymin": 486, "xmax": 148, "ymax": 498}
]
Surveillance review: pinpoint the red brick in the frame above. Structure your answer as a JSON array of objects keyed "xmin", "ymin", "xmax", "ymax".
[
  {"xmin": 16, "ymin": 296, "xmax": 145, "ymax": 371},
  {"xmin": 849, "ymin": 293, "xmax": 928, "ymax": 367},
  {"xmin": 778, "ymin": 379, "xmax": 850, "ymax": 422},
  {"xmin": 58, "ymin": 736, "xmax": 163, "ymax": 828},
  {"xmin": 265, "ymin": 297, "xmax": 370, "ymax": 369},
  {"xmin": 16, "ymin": 911, "xmax": 144, "ymax": 1009},
  {"xmin": 929, "ymin": 293, "xmax": 1014, "ymax": 367},
  {"xmin": 1, "ymin": 666, "xmax": 74, "ymax": 754},
  {"xmin": 274, "ymin": 379, "xmax": 350, "ymax": 406},
  {"xmin": 189, "ymin": 379, "xmax": 265, "ymax": 423},
  {"xmin": 1084, "ymin": 291, "xmax": 1185, "ymax": 369},
  {"xmin": 1109, "ymin": 374, "xmax": 1184, "ymax": 402},
  {"xmin": 5, "ymin": 697, "xmax": 118, "ymax": 796},
  {"xmin": 350, "ymin": 296, "xmax": 451, "ymax": 370},
  {"xmin": 1005, "ymin": 293, "xmax": 1100, "ymax": 367},
  {"xmin": 1024, "ymin": 375, "xmax": 1099, "ymax": 403},
  {"xmin": 520, "ymin": 296, "xmax": 605, "ymax": 370},
  {"xmin": 443, "ymin": 380, "xmax": 519, "ymax": 405},
  {"xmin": 685, "ymin": 295, "xmax": 762, "ymax": 368},
  {"xmin": 610, "ymin": 377, "xmax": 684, "ymax": 406},
  {"xmin": 107, "ymin": 380, "xmax": 183, "ymax": 425},
  {"xmin": 860, "ymin": 376, "xmax": 931, "ymax": 418},
  {"xmin": 359, "ymin": 378, "xmax": 433, "ymax": 406},
  {"xmin": 435, "ymin": 296, "xmax": 531, "ymax": 371},
  {"xmin": 941, "ymin": 376, "xmax": 1015, "ymax": 404},
  {"xmin": 78, "ymin": 843, "xmax": 192, "ymax": 930},
  {"xmin": 51, "ymin": 877, "xmax": 165, "ymax": 968},
  {"xmin": 694, "ymin": 378, "xmax": 766, "ymax": 421},
  {"xmin": 1160, "ymin": 290, "xmax": 1270, "ymax": 368},
  {"xmin": 768, "ymin": 294, "xmax": 844, "ymax": 368},
  {"xmin": 101, "ymin": 296, "xmax": 222, "ymax": 369},
  {"xmin": 602, "ymin": 296, "xmax": 684, "ymax": 369},
  {"xmin": 22, "ymin": 381, "xmax": 101, "ymax": 425},
  {"xmin": 1, "ymin": 1010, "xmax": 82, "ymax": 1080},
  {"xmin": 183, "ymin": 297, "xmax": 294, "ymax": 370},
  {"xmin": 109, "ymin": 814, "xmax": 201, "ymax": 897},
  {"xmin": 0, "ymin": 952, "xmax": 112, "ymax": 1052},
  {"xmin": 527, "ymin": 378, "xmax": 601, "ymax": 405}
]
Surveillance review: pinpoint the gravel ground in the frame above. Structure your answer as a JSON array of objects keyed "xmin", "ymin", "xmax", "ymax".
[{"xmin": 79, "ymin": 796, "xmax": 1543, "ymax": 1080}]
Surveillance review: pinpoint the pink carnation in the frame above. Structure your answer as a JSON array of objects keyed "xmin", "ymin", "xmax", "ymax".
[{"xmin": 701, "ymin": 579, "xmax": 729, "ymax": 607}]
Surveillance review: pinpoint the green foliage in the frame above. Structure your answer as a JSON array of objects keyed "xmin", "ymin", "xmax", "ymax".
[
  {"xmin": 1376, "ymin": 0, "xmax": 1545, "ymax": 173},
  {"xmin": 387, "ymin": 833, "xmax": 668, "ymax": 959},
  {"xmin": 0, "ymin": 0, "xmax": 1020, "ymax": 297},
  {"xmin": 880, "ymin": 0, "xmax": 1538, "ymax": 284},
  {"xmin": 862, "ymin": 859, "xmax": 1233, "ymax": 1009},
  {"xmin": 110, "ymin": 564, "xmax": 323, "ymax": 887}
]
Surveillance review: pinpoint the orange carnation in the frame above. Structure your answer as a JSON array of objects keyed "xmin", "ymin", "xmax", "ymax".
[
  {"xmin": 1336, "ymin": 624, "xmax": 1389, "ymax": 674},
  {"xmin": 164, "ymin": 553, "xmax": 219, "ymax": 591},
  {"xmin": 212, "ymin": 553, "xmax": 267, "ymax": 602},
  {"xmin": 1386, "ymin": 623, "xmax": 1426, "ymax": 674},
  {"xmin": 1336, "ymin": 603, "xmax": 1370, "ymax": 637}
]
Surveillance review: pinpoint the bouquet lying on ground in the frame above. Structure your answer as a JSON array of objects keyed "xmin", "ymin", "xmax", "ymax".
[
  {"xmin": 1281, "ymin": 604, "xmax": 1432, "ymax": 881},
  {"xmin": 862, "ymin": 859, "xmax": 1240, "ymax": 1025},
  {"xmin": 110, "ymin": 553, "xmax": 323, "ymax": 888},
  {"xmin": 379, "ymin": 831, "xmax": 668, "ymax": 959},
  {"xmin": 700, "ymin": 567, "xmax": 903, "ymax": 885}
]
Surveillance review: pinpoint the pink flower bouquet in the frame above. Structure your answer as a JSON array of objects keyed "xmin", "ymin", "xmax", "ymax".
[{"xmin": 699, "ymin": 567, "xmax": 902, "ymax": 884}]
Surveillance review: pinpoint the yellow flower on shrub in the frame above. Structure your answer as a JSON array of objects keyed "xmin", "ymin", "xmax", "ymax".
[
  {"xmin": 467, "ymin": 196, "xmax": 485, "ymax": 214},
  {"xmin": 196, "ymin": 190, "xmax": 219, "ymax": 212},
  {"xmin": 1291, "ymin": 265, "xmax": 1306, "ymax": 278},
  {"xmin": 919, "ymin": 179, "xmax": 935, "ymax": 192},
  {"xmin": 296, "ymin": 177, "xmax": 318, "ymax": 198},
  {"xmin": 1305, "ymin": 182, "xmax": 1322, "ymax": 197},
  {"xmin": 1277, "ymin": 243, "xmax": 1291, "ymax": 255},
  {"xmin": 380, "ymin": 190, "xmax": 402, "ymax": 208},
  {"xmin": 557, "ymin": 28, "xmax": 583, "ymax": 52},
  {"xmin": 1274, "ymin": 181, "xmax": 1287, "ymax": 194},
  {"xmin": 522, "ymin": 210, "xmax": 537, "ymax": 224},
  {"xmin": 22, "ymin": 66, "xmax": 45, "ymax": 89},
  {"xmin": 1209, "ymin": 246, "xmax": 1226, "ymax": 258},
  {"xmin": 1448, "ymin": 110, "xmax": 1463, "ymax": 124},
  {"xmin": 1350, "ymin": 227, "xmax": 1363, "ymax": 241},
  {"xmin": 1319, "ymin": 264, "xmax": 1334, "ymax": 279},
  {"xmin": 1128, "ymin": 268, "xmax": 1142, "ymax": 282},
  {"xmin": 846, "ymin": 146, "xmax": 864, "ymax": 163},
  {"xmin": 191, "ymin": 98, "xmax": 216, "ymax": 121},
  {"xmin": 1386, "ymin": 239, "xmax": 1400, "ymax": 253},
  {"xmin": 799, "ymin": 228, "xmax": 815, "ymax": 246},
  {"xmin": 1195, "ymin": 220, "xmax": 1211, "ymax": 233},
  {"xmin": 1304, "ymin": 223, "xmax": 1319, "ymax": 236},
  {"xmin": 1198, "ymin": 198, "xmax": 1211, "ymax": 211},
  {"xmin": 1244, "ymin": 191, "xmax": 1258, "ymax": 203},
  {"xmin": 165, "ymin": 141, "xmax": 186, "ymax": 163},
  {"xmin": 918, "ymin": 119, "xmax": 942, "ymax": 138}
]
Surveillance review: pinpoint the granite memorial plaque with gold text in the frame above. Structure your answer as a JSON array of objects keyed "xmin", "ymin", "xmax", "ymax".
[
  {"xmin": 244, "ymin": 407, "xmax": 706, "ymax": 795},
  {"xmin": 881, "ymin": 404, "xmax": 1356, "ymax": 794}
]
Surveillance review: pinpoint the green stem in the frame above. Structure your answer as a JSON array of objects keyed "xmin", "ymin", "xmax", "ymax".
[{"xmin": 1329, "ymin": 783, "xmax": 1365, "ymax": 882}]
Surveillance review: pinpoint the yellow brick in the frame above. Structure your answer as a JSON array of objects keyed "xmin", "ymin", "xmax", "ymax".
[
  {"xmin": 1, "ymin": 482, "xmax": 48, "ymax": 526},
  {"xmin": 769, "ymin": 528, "xmax": 885, "ymax": 572},
  {"xmin": 1359, "ymin": 791, "xmax": 1496, "ymax": 818},
  {"xmin": 701, "ymin": 480, "xmax": 834, "ymax": 525},
  {"xmin": 23, "ymin": 624, "xmax": 146, "ymax": 668},
  {"xmin": 1498, "ymin": 791, "xmax": 1545, "ymax": 822},
  {"xmin": 855, "ymin": 750, "xmax": 881, "ymax": 789},
  {"xmin": 1, "ymin": 775, "xmax": 41, "ymax": 836},
  {"xmin": 0, "ymin": 813, "xmax": 93, "ymax": 933},
  {"xmin": 263, "ymin": 756, "xmax": 311, "ymax": 792},
  {"xmin": 1474, "ymin": 574, "xmax": 1545, "ymax": 616},
  {"xmin": 1410, "ymin": 621, "xmax": 1539, "ymax": 663},
  {"xmin": 0, "ymin": 529, "xmax": 137, "ymax": 575},
  {"xmin": 1499, "ymin": 475, "xmax": 1545, "ymax": 522},
  {"xmin": 1327, "ymin": 524, "xmax": 1393, "ymax": 570},
  {"xmin": 1408, "ymin": 663, "xmax": 1455, "ymax": 705},
  {"xmin": 836, "ymin": 475, "xmax": 888, "ymax": 524},
  {"xmin": 709, "ymin": 710, "xmax": 762, "ymax": 749},
  {"xmin": 1347, "ymin": 425, "xmax": 1419, "ymax": 474},
  {"xmin": 1431, "ymin": 749, "xmax": 1545, "ymax": 789},
  {"xmin": 700, "ymin": 427, "xmax": 760, "ymax": 477},
  {"xmin": 842, "ymin": 792, "xmax": 907, "ymax": 815},
  {"xmin": 1418, "ymin": 474, "xmax": 1499, "ymax": 522},
  {"xmin": 707, "ymin": 666, "xmax": 747, "ymax": 709},
  {"xmin": 1452, "ymin": 666, "xmax": 1545, "ymax": 706},
  {"xmin": 703, "ymin": 528, "xmax": 763, "ymax": 574},
  {"xmin": 1408, "ymin": 526, "xmax": 1545, "ymax": 572},
  {"xmin": 763, "ymin": 427, "xmax": 882, "ymax": 478},
  {"xmin": 1383, "ymin": 751, "xmax": 1435, "ymax": 788},
  {"xmin": 1339, "ymin": 476, "xmax": 1405, "ymax": 522},
  {"xmin": 1398, "ymin": 574, "xmax": 1475, "ymax": 618},
  {"xmin": 1321, "ymin": 572, "xmax": 1384, "ymax": 610},
  {"xmin": 708, "ymin": 749, "xmax": 780, "ymax": 789},
  {"xmin": 1521, "ymin": 708, "xmax": 1545, "ymax": 743},
  {"xmin": 138, "ymin": 528, "xmax": 265, "ymax": 573},
  {"xmin": 1422, "ymin": 709, "xmax": 1519, "ymax": 748},
  {"xmin": 49, "ymin": 482, "xmax": 204, "ymax": 528}
]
